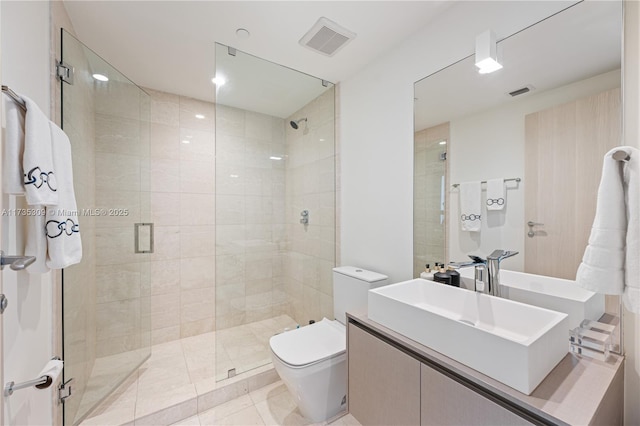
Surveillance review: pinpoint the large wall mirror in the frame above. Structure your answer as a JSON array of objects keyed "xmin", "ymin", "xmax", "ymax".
[{"xmin": 413, "ymin": 1, "xmax": 623, "ymax": 348}]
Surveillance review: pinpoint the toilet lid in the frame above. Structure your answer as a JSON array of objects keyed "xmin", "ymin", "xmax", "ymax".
[{"xmin": 269, "ymin": 318, "xmax": 345, "ymax": 367}]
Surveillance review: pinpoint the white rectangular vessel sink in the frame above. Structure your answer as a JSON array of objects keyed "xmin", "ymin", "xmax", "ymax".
[
  {"xmin": 459, "ymin": 269, "xmax": 605, "ymax": 330},
  {"xmin": 368, "ymin": 279, "xmax": 568, "ymax": 395}
]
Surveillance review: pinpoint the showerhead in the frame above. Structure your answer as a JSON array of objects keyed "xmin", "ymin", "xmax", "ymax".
[{"xmin": 290, "ymin": 118, "xmax": 307, "ymax": 130}]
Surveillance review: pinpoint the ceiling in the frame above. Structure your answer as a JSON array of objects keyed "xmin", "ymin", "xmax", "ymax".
[
  {"xmin": 414, "ymin": 1, "xmax": 622, "ymax": 131},
  {"xmin": 215, "ymin": 43, "xmax": 332, "ymax": 118},
  {"xmin": 63, "ymin": 1, "xmax": 450, "ymax": 114}
]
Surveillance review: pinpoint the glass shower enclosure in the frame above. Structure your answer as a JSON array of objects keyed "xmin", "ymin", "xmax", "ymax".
[
  {"xmin": 59, "ymin": 35, "xmax": 336, "ymax": 423},
  {"xmin": 61, "ymin": 30, "xmax": 152, "ymax": 425},
  {"xmin": 214, "ymin": 44, "xmax": 336, "ymax": 380}
]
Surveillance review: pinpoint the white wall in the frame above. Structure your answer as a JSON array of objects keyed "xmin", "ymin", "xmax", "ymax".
[
  {"xmin": 1, "ymin": 2, "xmax": 54, "ymax": 425},
  {"xmin": 339, "ymin": 1, "xmax": 574, "ymax": 283},
  {"xmin": 448, "ymin": 70, "xmax": 620, "ymax": 270}
]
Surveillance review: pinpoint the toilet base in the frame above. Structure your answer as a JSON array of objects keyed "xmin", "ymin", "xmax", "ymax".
[{"xmin": 271, "ymin": 351, "xmax": 347, "ymax": 423}]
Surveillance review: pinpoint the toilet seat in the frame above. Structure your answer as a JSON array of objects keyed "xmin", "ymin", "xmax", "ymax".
[{"xmin": 269, "ymin": 318, "xmax": 345, "ymax": 368}]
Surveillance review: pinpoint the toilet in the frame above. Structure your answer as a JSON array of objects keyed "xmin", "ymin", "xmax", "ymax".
[{"xmin": 269, "ymin": 266, "xmax": 389, "ymax": 422}]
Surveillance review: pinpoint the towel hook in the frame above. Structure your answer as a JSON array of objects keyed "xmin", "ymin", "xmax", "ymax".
[{"xmin": 612, "ymin": 150, "xmax": 630, "ymax": 162}]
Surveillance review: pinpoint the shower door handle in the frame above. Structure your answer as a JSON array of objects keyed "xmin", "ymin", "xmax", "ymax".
[{"xmin": 134, "ymin": 223, "xmax": 154, "ymax": 253}]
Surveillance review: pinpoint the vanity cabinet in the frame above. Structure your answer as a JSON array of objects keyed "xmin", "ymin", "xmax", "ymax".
[
  {"xmin": 421, "ymin": 364, "xmax": 532, "ymax": 425},
  {"xmin": 348, "ymin": 322, "xmax": 532, "ymax": 425},
  {"xmin": 348, "ymin": 322, "xmax": 421, "ymax": 425},
  {"xmin": 347, "ymin": 314, "xmax": 623, "ymax": 426}
]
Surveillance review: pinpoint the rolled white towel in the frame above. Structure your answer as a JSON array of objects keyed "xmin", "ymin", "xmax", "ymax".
[{"xmin": 576, "ymin": 146, "xmax": 639, "ymax": 313}]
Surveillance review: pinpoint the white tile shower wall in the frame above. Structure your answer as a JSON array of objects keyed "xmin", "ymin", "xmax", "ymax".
[
  {"xmin": 142, "ymin": 89, "xmax": 216, "ymax": 344},
  {"xmin": 285, "ymin": 88, "xmax": 336, "ymax": 325},
  {"xmin": 94, "ymin": 85, "xmax": 334, "ymax": 345},
  {"xmin": 93, "ymin": 79, "xmax": 151, "ymax": 358},
  {"xmin": 215, "ymin": 105, "xmax": 287, "ymax": 330}
]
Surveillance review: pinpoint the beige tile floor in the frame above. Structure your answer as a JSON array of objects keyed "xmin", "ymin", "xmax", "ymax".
[
  {"xmin": 170, "ymin": 381, "xmax": 362, "ymax": 426},
  {"xmin": 81, "ymin": 315, "xmax": 298, "ymax": 425}
]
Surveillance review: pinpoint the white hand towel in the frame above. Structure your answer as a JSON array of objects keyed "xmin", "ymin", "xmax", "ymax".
[
  {"xmin": 3, "ymin": 99, "xmax": 26, "ymax": 194},
  {"xmin": 45, "ymin": 124, "xmax": 82, "ymax": 269},
  {"xmin": 459, "ymin": 181, "xmax": 481, "ymax": 232},
  {"xmin": 576, "ymin": 146, "xmax": 639, "ymax": 313},
  {"xmin": 25, "ymin": 210, "xmax": 49, "ymax": 274},
  {"xmin": 486, "ymin": 178, "xmax": 505, "ymax": 211},
  {"xmin": 22, "ymin": 95, "xmax": 58, "ymax": 206}
]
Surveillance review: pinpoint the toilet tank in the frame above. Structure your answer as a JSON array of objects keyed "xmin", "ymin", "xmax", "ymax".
[{"xmin": 333, "ymin": 266, "xmax": 388, "ymax": 324}]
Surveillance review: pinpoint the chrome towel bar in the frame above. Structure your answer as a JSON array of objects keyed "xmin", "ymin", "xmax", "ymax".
[
  {"xmin": 1, "ymin": 85, "xmax": 26, "ymax": 111},
  {"xmin": 452, "ymin": 177, "xmax": 521, "ymax": 189},
  {"xmin": 4, "ymin": 375, "xmax": 52, "ymax": 396}
]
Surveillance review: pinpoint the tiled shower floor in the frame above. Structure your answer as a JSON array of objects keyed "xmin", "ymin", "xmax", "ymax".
[{"xmin": 80, "ymin": 315, "xmax": 298, "ymax": 425}]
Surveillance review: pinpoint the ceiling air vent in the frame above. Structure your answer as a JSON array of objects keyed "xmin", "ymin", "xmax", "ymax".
[
  {"xmin": 300, "ymin": 17, "xmax": 356, "ymax": 57},
  {"xmin": 509, "ymin": 85, "xmax": 535, "ymax": 97}
]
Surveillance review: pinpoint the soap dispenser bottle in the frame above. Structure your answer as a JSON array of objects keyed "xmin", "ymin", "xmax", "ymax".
[
  {"xmin": 433, "ymin": 267, "xmax": 451, "ymax": 286},
  {"xmin": 420, "ymin": 264, "xmax": 435, "ymax": 280}
]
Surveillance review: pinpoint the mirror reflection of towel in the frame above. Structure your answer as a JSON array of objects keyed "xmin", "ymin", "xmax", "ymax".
[
  {"xmin": 486, "ymin": 178, "xmax": 505, "ymax": 211},
  {"xmin": 460, "ymin": 181, "xmax": 481, "ymax": 232}
]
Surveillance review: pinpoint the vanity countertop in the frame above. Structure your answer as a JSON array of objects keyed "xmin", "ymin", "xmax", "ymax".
[{"xmin": 347, "ymin": 311, "xmax": 623, "ymax": 426}]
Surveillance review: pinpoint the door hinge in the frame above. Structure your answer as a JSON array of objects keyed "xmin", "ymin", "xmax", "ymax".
[
  {"xmin": 56, "ymin": 61, "xmax": 74, "ymax": 85},
  {"xmin": 0, "ymin": 294, "xmax": 7, "ymax": 314},
  {"xmin": 58, "ymin": 377, "xmax": 73, "ymax": 403}
]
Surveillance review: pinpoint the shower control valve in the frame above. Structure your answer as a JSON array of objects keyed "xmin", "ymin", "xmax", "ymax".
[{"xmin": 300, "ymin": 210, "xmax": 309, "ymax": 225}]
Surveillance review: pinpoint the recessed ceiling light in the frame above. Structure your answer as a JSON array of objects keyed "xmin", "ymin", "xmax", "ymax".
[
  {"xmin": 195, "ymin": 114, "xmax": 205, "ymax": 119},
  {"xmin": 319, "ymin": 138, "xmax": 325, "ymax": 142},
  {"xmin": 269, "ymin": 156, "xmax": 283, "ymax": 161},
  {"xmin": 211, "ymin": 76, "xmax": 226, "ymax": 86},
  {"xmin": 92, "ymin": 73, "xmax": 109, "ymax": 82},
  {"xmin": 236, "ymin": 28, "xmax": 250, "ymax": 39},
  {"xmin": 439, "ymin": 141, "xmax": 447, "ymax": 145},
  {"xmin": 182, "ymin": 140, "xmax": 191, "ymax": 144}
]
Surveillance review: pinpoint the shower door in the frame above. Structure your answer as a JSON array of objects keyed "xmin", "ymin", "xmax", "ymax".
[
  {"xmin": 214, "ymin": 43, "xmax": 336, "ymax": 381},
  {"xmin": 61, "ymin": 30, "xmax": 151, "ymax": 425}
]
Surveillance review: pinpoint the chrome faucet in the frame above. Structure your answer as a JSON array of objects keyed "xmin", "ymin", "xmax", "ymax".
[
  {"xmin": 485, "ymin": 249, "xmax": 518, "ymax": 297},
  {"xmin": 449, "ymin": 250, "xmax": 518, "ymax": 297},
  {"xmin": 448, "ymin": 255, "xmax": 486, "ymax": 292}
]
